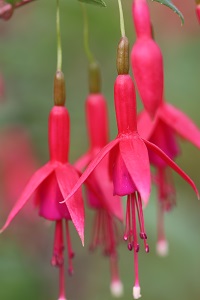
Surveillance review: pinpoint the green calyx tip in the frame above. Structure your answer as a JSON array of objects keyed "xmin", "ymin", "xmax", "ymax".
[
  {"xmin": 89, "ymin": 62, "xmax": 101, "ymax": 94},
  {"xmin": 54, "ymin": 71, "xmax": 66, "ymax": 106}
]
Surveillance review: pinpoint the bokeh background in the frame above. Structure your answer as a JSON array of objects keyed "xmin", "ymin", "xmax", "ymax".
[{"xmin": 0, "ymin": 0, "xmax": 200, "ymax": 299}]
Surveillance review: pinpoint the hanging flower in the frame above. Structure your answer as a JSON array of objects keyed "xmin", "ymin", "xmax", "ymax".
[
  {"xmin": 137, "ymin": 99, "xmax": 200, "ymax": 255},
  {"xmin": 195, "ymin": 0, "xmax": 200, "ymax": 23},
  {"xmin": 0, "ymin": 0, "xmax": 35, "ymax": 20},
  {"xmin": 75, "ymin": 63, "xmax": 124, "ymax": 297},
  {"xmin": 131, "ymin": 0, "xmax": 164, "ymax": 117},
  {"xmin": 0, "ymin": 126, "xmax": 38, "ymax": 222},
  {"xmin": 0, "ymin": 71, "xmax": 85, "ymax": 300},
  {"xmin": 61, "ymin": 38, "xmax": 198, "ymax": 299}
]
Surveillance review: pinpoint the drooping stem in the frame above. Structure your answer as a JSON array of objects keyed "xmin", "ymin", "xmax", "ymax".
[
  {"xmin": 56, "ymin": 0, "xmax": 62, "ymax": 71},
  {"xmin": 117, "ymin": 0, "xmax": 126, "ymax": 37},
  {"xmin": 81, "ymin": 3, "xmax": 95, "ymax": 64}
]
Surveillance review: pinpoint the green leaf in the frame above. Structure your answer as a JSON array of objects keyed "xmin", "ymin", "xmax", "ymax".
[
  {"xmin": 78, "ymin": 0, "xmax": 106, "ymax": 7},
  {"xmin": 152, "ymin": 0, "xmax": 184, "ymax": 25}
]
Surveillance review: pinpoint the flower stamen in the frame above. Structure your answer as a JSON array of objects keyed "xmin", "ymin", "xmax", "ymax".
[{"xmin": 65, "ymin": 221, "xmax": 74, "ymax": 276}]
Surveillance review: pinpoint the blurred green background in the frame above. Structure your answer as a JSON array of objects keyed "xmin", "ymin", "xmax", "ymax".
[{"xmin": 0, "ymin": 0, "xmax": 200, "ymax": 299}]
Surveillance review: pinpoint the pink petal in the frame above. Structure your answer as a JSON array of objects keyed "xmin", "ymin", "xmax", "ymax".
[
  {"xmin": 55, "ymin": 164, "xmax": 85, "ymax": 245},
  {"xmin": 160, "ymin": 103, "xmax": 200, "ymax": 149},
  {"xmin": 119, "ymin": 136, "xmax": 151, "ymax": 206},
  {"xmin": 38, "ymin": 172, "xmax": 71, "ymax": 221},
  {"xmin": 74, "ymin": 152, "xmax": 92, "ymax": 172},
  {"xmin": 143, "ymin": 139, "xmax": 199, "ymax": 198},
  {"xmin": 137, "ymin": 109, "xmax": 158, "ymax": 140},
  {"xmin": 90, "ymin": 156, "xmax": 124, "ymax": 221},
  {"xmin": 60, "ymin": 139, "xmax": 120, "ymax": 205},
  {"xmin": 0, "ymin": 163, "xmax": 54, "ymax": 233},
  {"xmin": 113, "ymin": 150, "xmax": 137, "ymax": 196}
]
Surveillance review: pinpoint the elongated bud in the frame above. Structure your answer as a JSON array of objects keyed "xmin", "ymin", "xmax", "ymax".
[
  {"xmin": 117, "ymin": 36, "xmax": 129, "ymax": 75},
  {"xmin": 132, "ymin": 0, "xmax": 151, "ymax": 38},
  {"xmin": 54, "ymin": 71, "xmax": 66, "ymax": 106},
  {"xmin": 131, "ymin": 37, "xmax": 164, "ymax": 117},
  {"xmin": 89, "ymin": 62, "xmax": 101, "ymax": 94}
]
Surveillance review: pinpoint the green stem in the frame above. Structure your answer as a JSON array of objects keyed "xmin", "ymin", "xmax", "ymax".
[
  {"xmin": 117, "ymin": 0, "xmax": 125, "ymax": 37},
  {"xmin": 56, "ymin": 0, "xmax": 62, "ymax": 71},
  {"xmin": 81, "ymin": 3, "xmax": 95, "ymax": 64}
]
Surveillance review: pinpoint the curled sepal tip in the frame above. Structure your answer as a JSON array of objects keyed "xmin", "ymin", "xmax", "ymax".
[
  {"xmin": 89, "ymin": 62, "xmax": 101, "ymax": 94},
  {"xmin": 54, "ymin": 71, "xmax": 66, "ymax": 106},
  {"xmin": 117, "ymin": 36, "xmax": 129, "ymax": 75}
]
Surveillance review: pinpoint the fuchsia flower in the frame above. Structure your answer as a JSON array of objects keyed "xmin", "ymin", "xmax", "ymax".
[
  {"xmin": 75, "ymin": 90, "xmax": 124, "ymax": 297},
  {"xmin": 131, "ymin": 0, "xmax": 163, "ymax": 117},
  {"xmin": 0, "ymin": 127, "xmax": 38, "ymax": 221},
  {"xmin": 195, "ymin": 0, "xmax": 200, "ymax": 23},
  {"xmin": 0, "ymin": 0, "xmax": 35, "ymax": 20},
  {"xmin": 61, "ymin": 38, "xmax": 198, "ymax": 299},
  {"xmin": 0, "ymin": 71, "xmax": 84, "ymax": 300},
  {"xmin": 137, "ymin": 100, "xmax": 200, "ymax": 255}
]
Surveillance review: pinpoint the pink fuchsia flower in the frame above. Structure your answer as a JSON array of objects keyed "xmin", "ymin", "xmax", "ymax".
[
  {"xmin": 62, "ymin": 37, "xmax": 198, "ymax": 299},
  {"xmin": 195, "ymin": 0, "xmax": 200, "ymax": 23},
  {"xmin": 0, "ymin": 71, "xmax": 84, "ymax": 300},
  {"xmin": 0, "ymin": 126, "xmax": 38, "ymax": 222},
  {"xmin": 0, "ymin": 0, "xmax": 35, "ymax": 20},
  {"xmin": 131, "ymin": 0, "xmax": 164, "ymax": 117},
  {"xmin": 75, "ymin": 87, "xmax": 124, "ymax": 297},
  {"xmin": 137, "ymin": 100, "xmax": 200, "ymax": 255}
]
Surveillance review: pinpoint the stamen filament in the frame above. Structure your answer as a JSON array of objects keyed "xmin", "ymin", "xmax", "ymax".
[
  {"xmin": 131, "ymin": 194, "xmax": 140, "ymax": 296},
  {"xmin": 135, "ymin": 193, "xmax": 149, "ymax": 252},
  {"xmin": 65, "ymin": 221, "xmax": 74, "ymax": 275},
  {"xmin": 52, "ymin": 220, "xmax": 64, "ymax": 267}
]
